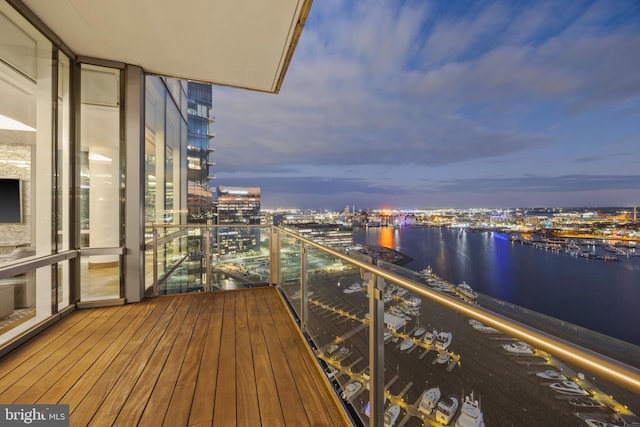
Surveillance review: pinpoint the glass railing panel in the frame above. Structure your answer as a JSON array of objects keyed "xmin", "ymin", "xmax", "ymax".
[
  {"xmin": 209, "ymin": 226, "xmax": 270, "ymax": 290},
  {"xmin": 278, "ymin": 228, "xmax": 639, "ymax": 426},
  {"xmin": 370, "ymin": 259, "xmax": 640, "ymax": 427},
  {"xmin": 80, "ymin": 254, "xmax": 120, "ymax": 301},
  {"xmin": 279, "ymin": 232, "xmax": 301, "ymax": 288},
  {"xmin": 302, "ymin": 244, "xmax": 371, "ymax": 425},
  {"xmin": 0, "ymin": 265, "xmax": 52, "ymax": 343}
]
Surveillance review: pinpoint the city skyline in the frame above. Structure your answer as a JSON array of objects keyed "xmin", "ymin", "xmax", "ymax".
[{"xmin": 213, "ymin": 0, "xmax": 640, "ymax": 210}]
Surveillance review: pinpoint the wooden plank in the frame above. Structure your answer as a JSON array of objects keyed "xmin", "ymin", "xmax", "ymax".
[
  {"xmin": 12, "ymin": 305, "xmax": 132, "ymax": 404},
  {"xmin": 151, "ymin": 293, "xmax": 213, "ymax": 427},
  {"xmin": 36, "ymin": 298, "xmax": 160, "ymax": 405},
  {"xmin": 87, "ymin": 295, "xmax": 195, "ymax": 426},
  {"xmin": 234, "ymin": 291, "xmax": 261, "ymax": 427},
  {"xmin": 112, "ymin": 294, "xmax": 204, "ymax": 426},
  {"xmin": 270, "ymin": 290, "xmax": 352, "ymax": 426},
  {"xmin": 254, "ymin": 288, "xmax": 310, "ymax": 426},
  {"xmin": 188, "ymin": 293, "xmax": 225, "ymax": 425},
  {"xmin": 246, "ymin": 289, "xmax": 285, "ymax": 427},
  {"xmin": 0, "ymin": 288, "xmax": 351, "ymax": 427},
  {"xmin": 265, "ymin": 289, "xmax": 339, "ymax": 427},
  {"xmin": 68, "ymin": 296, "xmax": 184, "ymax": 425},
  {"xmin": 0, "ymin": 308, "xmax": 106, "ymax": 390},
  {"xmin": 0, "ymin": 309, "xmax": 115, "ymax": 403},
  {"xmin": 212, "ymin": 292, "xmax": 236, "ymax": 426}
]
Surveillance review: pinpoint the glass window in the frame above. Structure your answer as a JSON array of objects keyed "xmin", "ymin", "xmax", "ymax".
[
  {"xmin": 0, "ymin": 2, "xmax": 52, "ymax": 263},
  {"xmin": 79, "ymin": 63, "xmax": 122, "ymax": 300}
]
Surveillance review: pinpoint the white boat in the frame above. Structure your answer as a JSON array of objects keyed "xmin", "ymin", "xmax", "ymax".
[
  {"xmin": 569, "ymin": 397, "xmax": 603, "ymax": 408},
  {"xmin": 436, "ymin": 351, "xmax": 450, "ymax": 365},
  {"xmin": 418, "ymin": 386, "xmax": 441, "ymax": 415},
  {"xmin": 423, "ymin": 329, "xmax": 437, "ymax": 344},
  {"xmin": 435, "ymin": 331, "xmax": 453, "ymax": 351},
  {"xmin": 384, "ymin": 330, "xmax": 393, "ymax": 343},
  {"xmin": 324, "ymin": 365, "xmax": 338, "ymax": 379},
  {"xmin": 341, "ymin": 381, "xmax": 362, "ymax": 400},
  {"xmin": 420, "ymin": 266, "xmax": 433, "ymax": 276},
  {"xmin": 333, "ymin": 347, "xmax": 350, "ymax": 360},
  {"xmin": 413, "ymin": 326, "xmax": 427, "ymax": 337},
  {"xmin": 457, "ymin": 281, "xmax": 478, "ymax": 300},
  {"xmin": 584, "ymin": 420, "xmax": 622, "ymax": 427},
  {"xmin": 383, "ymin": 404, "xmax": 401, "ymax": 427},
  {"xmin": 468, "ymin": 319, "xmax": 499, "ymax": 333},
  {"xmin": 325, "ymin": 344, "xmax": 339, "ymax": 354},
  {"xmin": 436, "ymin": 395, "xmax": 459, "ymax": 426},
  {"xmin": 549, "ymin": 380, "xmax": 590, "ymax": 395},
  {"xmin": 536, "ymin": 370, "xmax": 567, "ymax": 381},
  {"xmin": 430, "ymin": 281, "xmax": 452, "ymax": 292},
  {"xmin": 396, "ymin": 288, "xmax": 408, "ymax": 297},
  {"xmin": 502, "ymin": 341, "xmax": 533, "ymax": 354},
  {"xmin": 406, "ymin": 296, "xmax": 422, "ymax": 306},
  {"xmin": 343, "ymin": 283, "xmax": 362, "ymax": 294},
  {"xmin": 455, "ymin": 392, "xmax": 485, "ymax": 427},
  {"xmin": 400, "ymin": 338, "xmax": 415, "ymax": 351}
]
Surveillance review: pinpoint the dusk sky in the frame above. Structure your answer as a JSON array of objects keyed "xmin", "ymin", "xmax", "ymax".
[{"xmin": 213, "ymin": 0, "xmax": 640, "ymax": 211}]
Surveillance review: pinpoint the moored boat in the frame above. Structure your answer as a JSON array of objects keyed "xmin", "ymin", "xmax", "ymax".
[
  {"xmin": 569, "ymin": 397, "xmax": 604, "ymax": 408},
  {"xmin": 549, "ymin": 380, "xmax": 590, "ymax": 395},
  {"xmin": 383, "ymin": 404, "xmax": 401, "ymax": 427},
  {"xmin": 457, "ymin": 281, "xmax": 478, "ymax": 300},
  {"xmin": 400, "ymin": 338, "xmax": 415, "ymax": 351},
  {"xmin": 536, "ymin": 370, "xmax": 567, "ymax": 381},
  {"xmin": 436, "ymin": 331, "xmax": 453, "ymax": 351},
  {"xmin": 503, "ymin": 341, "xmax": 533, "ymax": 354},
  {"xmin": 468, "ymin": 319, "xmax": 499, "ymax": 333},
  {"xmin": 418, "ymin": 386, "xmax": 441, "ymax": 415},
  {"xmin": 423, "ymin": 328, "xmax": 438, "ymax": 344},
  {"xmin": 436, "ymin": 395, "xmax": 459, "ymax": 425},
  {"xmin": 341, "ymin": 381, "xmax": 362, "ymax": 400},
  {"xmin": 455, "ymin": 392, "xmax": 485, "ymax": 427},
  {"xmin": 414, "ymin": 326, "xmax": 426, "ymax": 337}
]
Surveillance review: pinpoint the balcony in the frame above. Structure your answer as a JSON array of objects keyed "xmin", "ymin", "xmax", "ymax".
[{"xmin": 1, "ymin": 224, "xmax": 639, "ymax": 426}]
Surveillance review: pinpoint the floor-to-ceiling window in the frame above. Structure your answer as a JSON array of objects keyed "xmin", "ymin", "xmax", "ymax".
[
  {"xmin": 0, "ymin": 0, "xmax": 58, "ymax": 339},
  {"xmin": 144, "ymin": 76, "xmax": 188, "ymax": 292},
  {"xmin": 78, "ymin": 64, "xmax": 123, "ymax": 301}
]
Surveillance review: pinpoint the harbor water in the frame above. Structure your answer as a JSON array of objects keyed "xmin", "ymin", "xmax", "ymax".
[{"xmin": 353, "ymin": 226, "xmax": 640, "ymax": 347}]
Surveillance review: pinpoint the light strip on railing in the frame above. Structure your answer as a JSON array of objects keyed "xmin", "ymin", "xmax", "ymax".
[{"xmin": 278, "ymin": 227, "xmax": 640, "ymax": 395}]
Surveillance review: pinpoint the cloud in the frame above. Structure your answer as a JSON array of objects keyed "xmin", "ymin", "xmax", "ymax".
[
  {"xmin": 210, "ymin": 1, "xmax": 640, "ymax": 208},
  {"xmin": 435, "ymin": 174, "xmax": 640, "ymax": 193}
]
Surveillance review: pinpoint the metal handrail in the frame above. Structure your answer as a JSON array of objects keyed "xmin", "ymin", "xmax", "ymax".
[{"xmin": 277, "ymin": 226, "xmax": 640, "ymax": 395}]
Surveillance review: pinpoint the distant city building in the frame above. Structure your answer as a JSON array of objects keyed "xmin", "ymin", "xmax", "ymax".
[
  {"xmin": 286, "ymin": 223, "xmax": 353, "ymax": 248},
  {"xmin": 186, "ymin": 82, "xmax": 215, "ymax": 223},
  {"xmin": 215, "ymin": 186, "xmax": 262, "ymax": 256},
  {"xmin": 216, "ymin": 186, "xmax": 261, "ymax": 224}
]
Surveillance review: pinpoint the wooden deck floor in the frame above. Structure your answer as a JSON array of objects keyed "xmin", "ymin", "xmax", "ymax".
[{"xmin": 0, "ymin": 287, "xmax": 352, "ymax": 426}]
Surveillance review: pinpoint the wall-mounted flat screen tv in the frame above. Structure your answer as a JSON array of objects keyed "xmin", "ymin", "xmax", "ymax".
[{"xmin": 0, "ymin": 178, "xmax": 22, "ymax": 223}]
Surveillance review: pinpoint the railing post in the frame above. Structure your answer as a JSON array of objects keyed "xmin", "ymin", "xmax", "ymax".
[
  {"xmin": 152, "ymin": 226, "xmax": 158, "ymax": 295},
  {"xmin": 300, "ymin": 242, "xmax": 308, "ymax": 332},
  {"xmin": 269, "ymin": 227, "xmax": 281, "ymax": 285},
  {"xmin": 368, "ymin": 271, "xmax": 385, "ymax": 427},
  {"xmin": 205, "ymin": 227, "xmax": 211, "ymax": 291}
]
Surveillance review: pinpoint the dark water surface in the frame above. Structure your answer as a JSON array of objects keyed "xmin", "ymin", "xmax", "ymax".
[{"xmin": 353, "ymin": 226, "xmax": 640, "ymax": 346}]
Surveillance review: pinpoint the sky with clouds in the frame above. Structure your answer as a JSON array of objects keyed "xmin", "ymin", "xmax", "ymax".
[{"xmin": 213, "ymin": 0, "xmax": 640, "ymax": 211}]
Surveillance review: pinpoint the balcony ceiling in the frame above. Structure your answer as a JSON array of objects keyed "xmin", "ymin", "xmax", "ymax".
[{"xmin": 22, "ymin": 0, "xmax": 312, "ymax": 93}]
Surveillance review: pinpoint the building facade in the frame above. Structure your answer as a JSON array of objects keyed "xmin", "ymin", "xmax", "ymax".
[
  {"xmin": 186, "ymin": 82, "xmax": 215, "ymax": 223},
  {"xmin": 215, "ymin": 186, "xmax": 261, "ymax": 256}
]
